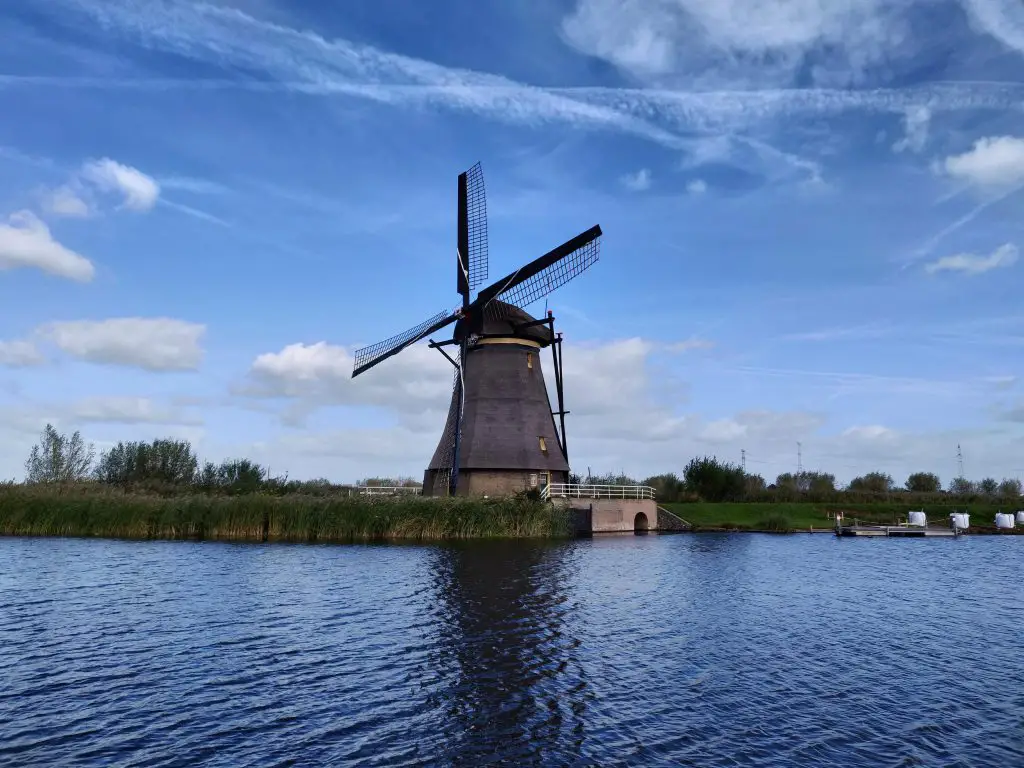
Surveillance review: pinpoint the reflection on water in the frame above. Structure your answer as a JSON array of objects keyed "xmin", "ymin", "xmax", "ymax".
[
  {"xmin": 1, "ymin": 534, "xmax": 1022, "ymax": 766},
  {"xmin": 430, "ymin": 542, "xmax": 586, "ymax": 765}
]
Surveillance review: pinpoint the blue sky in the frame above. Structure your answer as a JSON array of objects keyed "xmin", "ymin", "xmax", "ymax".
[{"xmin": 1, "ymin": 0, "xmax": 1023, "ymax": 486}]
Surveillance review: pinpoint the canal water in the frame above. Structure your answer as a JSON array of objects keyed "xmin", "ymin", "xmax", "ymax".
[{"xmin": 1, "ymin": 533, "xmax": 1022, "ymax": 766}]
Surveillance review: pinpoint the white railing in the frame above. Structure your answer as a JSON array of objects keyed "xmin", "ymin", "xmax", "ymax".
[
  {"xmin": 543, "ymin": 483, "xmax": 656, "ymax": 501},
  {"xmin": 353, "ymin": 485, "xmax": 422, "ymax": 496}
]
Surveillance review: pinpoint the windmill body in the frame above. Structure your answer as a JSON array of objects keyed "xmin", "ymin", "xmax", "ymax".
[
  {"xmin": 352, "ymin": 163, "xmax": 601, "ymax": 497},
  {"xmin": 423, "ymin": 301, "xmax": 569, "ymax": 496}
]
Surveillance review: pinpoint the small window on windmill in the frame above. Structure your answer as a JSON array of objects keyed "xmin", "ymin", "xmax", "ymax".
[
  {"xmin": 539, "ymin": 436, "xmax": 548, "ymax": 455},
  {"xmin": 529, "ymin": 473, "xmax": 539, "ymax": 488},
  {"xmin": 527, "ymin": 353, "xmax": 533, "ymax": 370}
]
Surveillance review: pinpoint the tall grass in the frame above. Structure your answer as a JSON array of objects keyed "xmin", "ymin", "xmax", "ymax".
[{"xmin": 0, "ymin": 484, "xmax": 572, "ymax": 543}]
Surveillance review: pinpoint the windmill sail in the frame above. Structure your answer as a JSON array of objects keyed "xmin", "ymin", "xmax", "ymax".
[
  {"xmin": 351, "ymin": 309, "xmax": 460, "ymax": 378},
  {"xmin": 475, "ymin": 225, "xmax": 601, "ymax": 316},
  {"xmin": 457, "ymin": 162, "xmax": 489, "ymax": 306}
]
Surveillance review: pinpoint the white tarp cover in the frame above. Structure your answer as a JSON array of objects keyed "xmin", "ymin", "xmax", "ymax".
[
  {"xmin": 908, "ymin": 510, "xmax": 927, "ymax": 527},
  {"xmin": 1016, "ymin": 511, "xmax": 1024, "ymax": 526},
  {"xmin": 995, "ymin": 513, "xmax": 1014, "ymax": 529},
  {"xmin": 950, "ymin": 513, "xmax": 970, "ymax": 530}
]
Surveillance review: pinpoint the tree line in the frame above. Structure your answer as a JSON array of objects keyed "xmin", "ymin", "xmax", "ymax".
[
  {"xmin": 18, "ymin": 424, "xmax": 399, "ymax": 496},
  {"xmin": 16, "ymin": 425, "xmax": 1023, "ymax": 503},
  {"xmin": 580, "ymin": 458, "xmax": 1023, "ymax": 504}
]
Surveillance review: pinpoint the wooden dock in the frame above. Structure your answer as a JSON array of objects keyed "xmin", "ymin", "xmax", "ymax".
[{"xmin": 835, "ymin": 524, "xmax": 957, "ymax": 538}]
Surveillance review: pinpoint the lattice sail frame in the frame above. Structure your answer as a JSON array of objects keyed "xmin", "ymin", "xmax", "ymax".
[
  {"xmin": 464, "ymin": 163, "xmax": 489, "ymax": 292},
  {"xmin": 485, "ymin": 236, "xmax": 600, "ymax": 318},
  {"xmin": 352, "ymin": 309, "xmax": 455, "ymax": 375}
]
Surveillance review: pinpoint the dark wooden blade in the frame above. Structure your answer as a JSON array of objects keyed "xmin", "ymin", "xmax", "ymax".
[
  {"xmin": 457, "ymin": 170, "xmax": 469, "ymax": 305},
  {"xmin": 457, "ymin": 162, "xmax": 488, "ymax": 308},
  {"xmin": 352, "ymin": 309, "xmax": 460, "ymax": 378},
  {"xmin": 472, "ymin": 225, "xmax": 601, "ymax": 312}
]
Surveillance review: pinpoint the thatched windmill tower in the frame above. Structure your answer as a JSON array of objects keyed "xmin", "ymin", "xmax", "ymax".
[{"xmin": 351, "ymin": 163, "xmax": 601, "ymax": 496}]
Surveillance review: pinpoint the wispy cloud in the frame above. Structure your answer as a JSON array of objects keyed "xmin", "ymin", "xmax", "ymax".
[
  {"xmin": 157, "ymin": 176, "xmax": 230, "ymax": 195},
  {"xmin": 621, "ymin": 168, "xmax": 651, "ymax": 191},
  {"xmin": 560, "ymin": 0, "xmax": 914, "ymax": 86},
  {"xmin": 780, "ymin": 323, "xmax": 891, "ymax": 342},
  {"xmin": 732, "ymin": 365, "xmax": 988, "ymax": 399},
  {"xmin": 0, "ymin": 340, "xmax": 45, "ymax": 367},
  {"xmin": 81, "ymin": 158, "xmax": 160, "ymax": 211},
  {"xmin": 23, "ymin": 1, "xmax": 1024, "ymax": 175},
  {"xmin": 664, "ymin": 337, "xmax": 715, "ymax": 353},
  {"xmin": 158, "ymin": 199, "xmax": 230, "ymax": 227},
  {"xmin": 892, "ymin": 105, "xmax": 930, "ymax": 153},
  {"xmin": 44, "ymin": 184, "xmax": 91, "ymax": 218},
  {"xmin": 903, "ymin": 181, "xmax": 1024, "ymax": 265},
  {"xmin": 925, "ymin": 242, "xmax": 1019, "ymax": 275}
]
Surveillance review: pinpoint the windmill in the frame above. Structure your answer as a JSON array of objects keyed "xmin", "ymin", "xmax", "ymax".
[{"xmin": 351, "ymin": 162, "xmax": 601, "ymax": 496}]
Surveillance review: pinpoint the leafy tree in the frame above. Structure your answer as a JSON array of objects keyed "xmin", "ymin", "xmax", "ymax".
[
  {"xmin": 905, "ymin": 472, "xmax": 941, "ymax": 493},
  {"xmin": 744, "ymin": 473, "xmax": 767, "ymax": 495},
  {"xmin": 25, "ymin": 423, "xmax": 94, "ymax": 483},
  {"xmin": 586, "ymin": 471, "xmax": 639, "ymax": 485},
  {"xmin": 775, "ymin": 473, "xmax": 798, "ymax": 490},
  {"xmin": 198, "ymin": 460, "xmax": 219, "ymax": 489},
  {"xmin": 978, "ymin": 477, "xmax": 999, "ymax": 496},
  {"xmin": 359, "ymin": 476, "xmax": 423, "ymax": 488},
  {"xmin": 948, "ymin": 477, "xmax": 975, "ymax": 496},
  {"xmin": 848, "ymin": 472, "xmax": 895, "ymax": 494},
  {"xmin": 641, "ymin": 473, "xmax": 685, "ymax": 502},
  {"xmin": 998, "ymin": 478, "xmax": 1022, "ymax": 498},
  {"xmin": 683, "ymin": 456, "xmax": 746, "ymax": 502},
  {"xmin": 94, "ymin": 439, "xmax": 198, "ymax": 486},
  {"xmin": 802, "ymin": 471, "xmax": 836, "ymax": 494},
  {"xmin": 215, "ymin": 458, "xmax": 266, "ymax": 493}
]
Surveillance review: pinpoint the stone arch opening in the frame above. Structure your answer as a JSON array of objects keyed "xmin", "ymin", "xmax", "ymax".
[{"xmin": 634, "ymin": 511, "xmax": 650, "ymax": 534}]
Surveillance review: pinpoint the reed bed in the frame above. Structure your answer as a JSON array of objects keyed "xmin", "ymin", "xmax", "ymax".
[{"xmin": 0, "ymin": 485, "xmax": 572, "ymax": 543}]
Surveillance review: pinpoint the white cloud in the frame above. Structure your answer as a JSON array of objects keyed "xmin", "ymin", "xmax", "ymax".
[
  {"xmin": 941, "ymin": 136, "xmax": 1024, "ymax": 190},
  {"xmin": 0, "ymin": 210, "xmax": 95, "ymax": 282},
  {"xmin": 621, "ymin": 168, "xmax": 651, "ymax": 191},
  {"xmin": 686, "ymin": 179, "xmax": 708, "ymax": 195},
  {"xmin": 37, "ymin": 318, "xmax": 205, "ymax": 370},
  {"xmin": 961, "ymin": 0, "xmax": 1024, "ymax": 55},
  {"xmin": 0, "ymin": 339, "xmax": 45, "ymax": 367},
  {"xmin": 892, "ymin": 105, "xmax": 930, "ymax": 153},
  {"xmin": 68, "ymin": 396, "xmax": 203, "ymax": 425},
  {"xmin": 81, "ymin": 158, "xmax": 160, "ymax": 211},
  {"xmin": 45, "ymin": 184, "xmax": 92, "ymax": 218},
  {"xmin": 842, "ymin": 425, "xmax": 899, "ymax": 441},
  {"xmin": 699, "ymin": 419, "xmax": 747, "ymax": 442},
  {"xmin": 925, "ymin": 243, "xmax": 1018, "ymax": 275},
  {"xmin": 560, "ymin": 0, "xmax": 913, "ymax": 86},
  {"xmin": 245, "ymin": 340, "xmax": 452, "ymax": 419}
]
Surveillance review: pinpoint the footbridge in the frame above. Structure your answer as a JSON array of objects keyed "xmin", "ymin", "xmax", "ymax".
[{"xmin": 542, "ymin": 483, "xmax": 687, "ymax": 534}]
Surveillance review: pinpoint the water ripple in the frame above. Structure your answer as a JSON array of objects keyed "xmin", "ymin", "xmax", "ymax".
[{"xmin": 0, "ymin": 534, "xmax": 1021, "ymax": 766}]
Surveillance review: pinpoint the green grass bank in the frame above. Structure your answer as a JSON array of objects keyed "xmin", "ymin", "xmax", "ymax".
[
  {"xmin": 0, "ymin": 485, "xmax": 571, "ymax": 543},
  {"xmin": 664, "ymin": 502, "xmax": 1021, "ymax": 533},
  {"xmin": 2, "ymin": 485, "xmax": 1019, "ymax": 542}
]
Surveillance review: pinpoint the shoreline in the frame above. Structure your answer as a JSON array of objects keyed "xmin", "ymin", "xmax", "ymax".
[{"xmin": 1, "ymin": 487, "xmax": 1020, "ymax": 542}]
